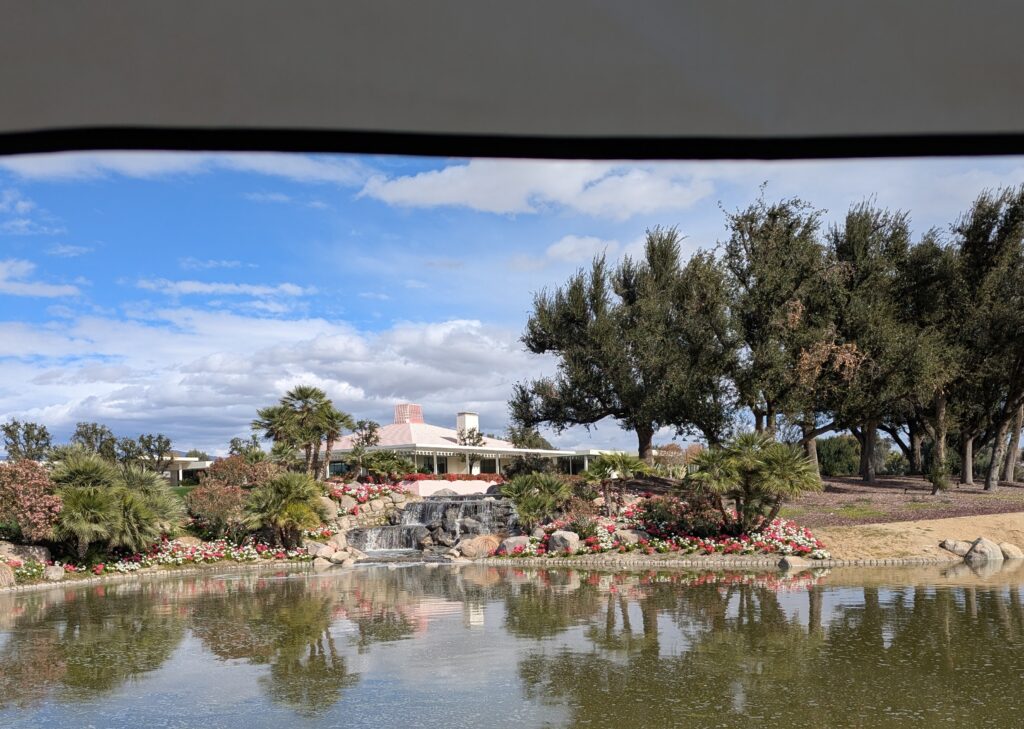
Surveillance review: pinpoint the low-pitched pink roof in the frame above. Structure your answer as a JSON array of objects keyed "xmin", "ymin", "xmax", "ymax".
[{"xmin": 335, "ymin": 422, "xmax": 517, "ymax": 451}]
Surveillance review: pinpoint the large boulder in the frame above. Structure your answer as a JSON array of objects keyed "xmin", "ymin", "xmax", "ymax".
[
  {"xmin": 327, "ymin": 532, "xmax": 348, "ymax": 551},
  {"xmin": 312, "ymin": 557, "xmax": 333, "ymax": 570},
  {"xmin": 318, "ymin": 496, "xmax": 339, "ymax": 520},
  {"xmin": 43, "ymin": 565, "xmax": 65, "ymax": 582},
  {"xmin": 329, "ymin": 549, "xmax": 351, "ymax": 564},
  {"xmin": 939, "ymin": 539, "xmax": 973, "ymax": 557},
  {"xmin": 390, "ymin": 492, "xmax": 405, "ymax": 504},
  {"xmin": 458, "ymin": 534, "xmax": 501, "ymax": 559},
  {"xmin": 549, "ymin": 530, "xmax": 581, "ymax": 554},
  {"xmin": 1000, "ymin": 542, "xmax": 1024, "ymax": 559},
  {"xmin": 315, "ymin": 544, "xmax": 336, "ymax": 559},
  {"xmin": 433, "ymin": 488, "xmax": 459, "ymax": 497},
  {"xmin": 0, "ymin": 541, "xmax": 51, "ymax": 564},
  {"xmin": 0, "ymin": 563, "xmax": 14, "ymax": 588},
  {"xmin": 347, "ymin": 547, "xmax": 367, "ymax": 561},
  {"xmin": 965, "ymin": 537, "xmax": 1005, "ymax": 565},
  {"xmin": 174, "ymin": 536, "xmax": 202, "ymax": 548},
  {"xmin": 500, "ymin": 536, "xmax": 531, "ymax": 554},
  {"xmin": 779, "ymin": 556, "xmax": 814, "ymax": 571},
  {"xmin": 368, "ymin": 498, "xmax": 385, "ymax": 512},
  {"xmin": 460, "ymin": 517, "xmax": 484, "ymax": 536},
  {"xmin": 614, "ymin": 529, "xmax": 650, "ymax": 545},
  {"xmin": 303, "ymin": 539, "xmax": 327, "ymax": 552},
  {"xmin": 338, "ymin": 495, "xmax": 358, "ymax": 513}
]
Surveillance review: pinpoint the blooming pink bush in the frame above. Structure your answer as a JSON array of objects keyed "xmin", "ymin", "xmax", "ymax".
[{"xmin": 0, "ymin": 460, "xmax": 62, "ymax": 542}]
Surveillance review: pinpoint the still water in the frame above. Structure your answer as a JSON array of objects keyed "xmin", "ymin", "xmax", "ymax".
[{"xmin": 2, "ymin": 562, "xmax": 1024, "ymax": 728}]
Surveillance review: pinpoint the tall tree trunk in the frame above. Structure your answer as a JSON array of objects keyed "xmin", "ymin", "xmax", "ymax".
[
  {"xmin": 765, "ymin": 403, "xmax": 777, "ymax": 438},
  {"xmin": 803, "ymin": 425, "xmax": 820, "ymax": 477},
  {"xmin": 931, "ymin": 393, "xmax": 948, "ymax": 495},
  {"xmin": 323, "ymin": 436, "xmax": 335, "ymax": 480},
  {"xmin": 1002, "ymin": 404, "xmax": 1023, "ymax": 483},
  {"xmin": 986, "ymin": 412, "xmax": 1012, "ymax": 491},
  {"xmin": 303, "ymin": 444, "xmax": 313, "ymax": 475},
  {"xmin": 909, "ymin": 422, "xmax": 924, "ymax": 475},
  {"xmin": 753, "ymin": 410, "xmax": 764, "ymax": 433},
  {"xmin": 862, "ymin": 420, "xmax": 878, "ymax": 483},
  {"xmin": 636, "ymin": 424, "xmax": 654, "ymax": 463},
  {"xmin": 961, "ymin": 435, "xmax": 974, "ymax": 485}
]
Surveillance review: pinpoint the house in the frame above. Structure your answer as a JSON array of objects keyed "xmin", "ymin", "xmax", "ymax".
[{"xmin": 328, "ymin": 403, "xmax": 614, "ymax": 478}]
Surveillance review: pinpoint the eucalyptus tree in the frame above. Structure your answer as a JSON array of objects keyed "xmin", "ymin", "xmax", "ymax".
[{"xmin": 511, "ymin": 227, "xmax": 736, "ymax": 460}]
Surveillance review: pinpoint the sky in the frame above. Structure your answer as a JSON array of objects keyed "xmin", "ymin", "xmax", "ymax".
[{"xmin": 2, "ymin": 151, "xmax": 1024, "ymax": 456}]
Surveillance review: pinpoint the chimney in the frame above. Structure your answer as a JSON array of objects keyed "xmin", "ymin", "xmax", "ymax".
[
  {"xmin": 394, "ymin": 403, "xmax": 425, "ymax": 424},
  {"xmin": 457, "ymin": 411, "xmax": 479, "ymax": 434}
]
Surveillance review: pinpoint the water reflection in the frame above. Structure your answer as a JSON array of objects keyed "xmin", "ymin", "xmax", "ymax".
[{"xmin": 2, "ymin": 563, "xmax": 1024, "ymax": 727}]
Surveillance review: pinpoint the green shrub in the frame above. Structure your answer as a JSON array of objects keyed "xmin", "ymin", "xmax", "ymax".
[
  {"xmin": 246, "ymin": 472, "xmax": 326, "ymax": 548},
  {"xmin": 501, "ymin": 473, "xmax": 572, "ymax": 530},
  {"xmin": 816, "ymin": 435, "xmax": 861, "ymax": 477}
]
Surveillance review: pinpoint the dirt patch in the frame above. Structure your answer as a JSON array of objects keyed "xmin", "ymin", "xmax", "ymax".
[
  {"xmin": 815, "ymin": 511, "xmax": 1024, "ymax": 560},
  {"xmin": 791, "ymin": 474, "xmax": 1024, "ymax": 528}
]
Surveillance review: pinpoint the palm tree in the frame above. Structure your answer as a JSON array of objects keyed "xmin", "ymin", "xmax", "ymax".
[
  {"xmin": 282, "ymin": 385, "xmax": 331, "ymax": 475},
  {"xmin": 319, "ymin": 406, "xmax": 355, "ymax": 480},
  {"xmin": 120, "ymin": 464, "xmax": 186, "ymax": 534},
  {"xmin": 245, "ymin": 472, "xmax": 327, "ymax": 548},
  {"xmin": 582, "ymin": 453, "xmax": 650, "ymax": 516},
  {"xmin": 53, "ymin": 486, "xmax": 119, "ymax": 559},
  {"xmin": 688, "ymin": 433, "xmax": 821, "ymax": 534}
]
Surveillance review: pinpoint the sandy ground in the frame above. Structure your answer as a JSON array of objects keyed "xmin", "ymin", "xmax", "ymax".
[{"xmin": 815, "ymin": 511, "xmax": 1024, "ymax": 560}]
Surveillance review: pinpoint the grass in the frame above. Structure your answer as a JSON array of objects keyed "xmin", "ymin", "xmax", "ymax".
[
  {"xmin": 172, "ymin": 485, "xmax": 196, "ymax": 501},
  {"xmin": 834, "ymin": 503, "xmax": 887, "ymax": 520},
  {"xmin": 903, "ymin": 500, "xmax": 946, "ymax": 511},
  {"xmin": 778, "ymin": 506, "xmax": 807, "ymax": 519}
]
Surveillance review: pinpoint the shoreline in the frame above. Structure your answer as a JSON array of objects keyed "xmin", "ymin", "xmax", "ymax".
[{"xmin": 2, "ymin": 558, "xmax": 312, "ymax": 595}]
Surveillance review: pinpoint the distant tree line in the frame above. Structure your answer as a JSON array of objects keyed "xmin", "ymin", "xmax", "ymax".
[
  {"xmin": 2, "ymin": 419, "xmax": 176, "ymax": 470},
  {"xmin": 511, "ymin": 186, "xmax": 1024, "ymax": 491}
]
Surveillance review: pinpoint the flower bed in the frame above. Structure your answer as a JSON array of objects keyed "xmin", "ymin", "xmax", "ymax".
[
  {"xmin": 496, "ymin": 517, "xmax": 830, "ymax": 560},
  {"xmin": 329, "ymin": 481, "xmax": 405, "ymax": 505},
  {"xmin": 6, "ymin": 537, "xmax": 312, "ymax": 585}
]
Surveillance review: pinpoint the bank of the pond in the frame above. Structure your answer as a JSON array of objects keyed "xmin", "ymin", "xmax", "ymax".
[{"xmin": 1, "ymin": 558, "xmax": 312, "ymax": 595}]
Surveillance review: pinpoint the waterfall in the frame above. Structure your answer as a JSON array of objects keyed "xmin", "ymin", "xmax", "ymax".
[{"xmin": 348, "ymin": 496, "xmax": 518, "ymax": 553}]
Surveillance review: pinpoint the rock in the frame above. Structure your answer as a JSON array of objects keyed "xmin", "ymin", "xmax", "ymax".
[
  {"xmin": 342, "ymin": 558, "xmax": 356, "ymax": 568},
  {"xmin": 436, "ymin": 533, "xmax": 455, "ymax": 547},
  {"xmin": 500, "ymin": 536, "xmax": 531, "ymax": 554},
  {"xmin": 329, "ymin": 550, "xmax": 350, "ymax": 564},
  {"xmin": 303, "ymin": 539, "xmax": 327, "ymax": 552},
  {"xmin": 592, "ymin": 496, "xmax": 605, "ymax": 508},
  {"xmin": 390, "ymin": 492, "xmax": 405, "ymax": 504},
  {"xmin": 1000, "ymin": 542, "xmax": 1024, "ymax": 559},
  {"xmin": 531, "ymin": 527, "xmax": 547, "ymax": 539},
  {"xmin": 315, "ymin": 544, "xmax": 336, "ymax": 559},
  {"xmin": 458, "ymin": 534, "xmax": 501, "ymax": 558},
  {"xmin": 318, "ymin": 496, "xmax": 339, "ymax": 520},
  {"xmin": 460, "ymin": 517, "xmax": 484, "ymax": 535},
  {"xmin": 312, "ymin": 557, "xmax": 333, "ymax": 570},
  {"xmin": 486, "ymin": 484, "xmax": 503, "ymax": 495},
  {"xmin": 335, "ymin": 516, "xmax": 352, "ymax": 531},
  {"xmin": 338, "ymin": 495, "xmax": 357, "ymax": 513},
  {"xmin": 369, "ymin": 498, "xmax": 385, "ymax": 512},
  {"xmin": 347, "ymin": 547, "xmax": 367, "ymax": 561},
  {"xmin": 433, "ymin": 488, "xmax": 459, "ymax": 497},
  {"xmin": 549, "ymin": 530, "xmax": 581, "ymax": 554},
  {"xmin": 0, "ymin": 563, "xmax": 15, "ymax": 588},
  {"xmin": 614, "ymin": 529, "xmax": 650, "ymax": 545},
  {"xmin": 328, "ymin": 532, "xmax": 348, "ymax": 551},
  {"xmin": 779, "ymin": 556, "xmax": 813, "ymax": 571},
  {"xmin": 965, "ymin": 537, "xmax": 1005, "ymax": 565},
  {"xmin": 174, "ymin": 536, "xmax": 202, "ymax": 548},
  {"xmin": 939, "ymin": 539, "xmax": 973, "ymax": 556},
  {"xmin": 43, "ymin": 565, "xmax": 65, "ymax": 582},
  {"xmin": 0, "ymin": 541, "xmax": 51, "ymax": 564}
]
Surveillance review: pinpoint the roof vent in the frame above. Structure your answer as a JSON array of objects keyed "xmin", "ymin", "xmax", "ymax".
[{"xmin": 394, "ymin": 403, "xmax": 425, "ymax": 424}]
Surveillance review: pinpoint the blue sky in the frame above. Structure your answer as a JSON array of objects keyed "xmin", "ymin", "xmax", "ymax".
[{"xmin": 2, "ymin": 151, "xmax": 1024, "ymax": 455}]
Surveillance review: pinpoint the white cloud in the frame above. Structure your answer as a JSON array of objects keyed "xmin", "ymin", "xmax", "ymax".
[
  {"xmin": 244, "ymin": 192, "xmax": 292, "ymax": 204},
  {"xmin": 358, "ymin": 292, "xmax": 390, "ymax": 301},
  {"xmin": 404, "ymin": 279, "xmax": 428, "ymax": 289},
  {"xmin": 0, "ymin": 189, "xmax": 34, "ymax": 214},
  {"xmin": 545, "ymin": 234, "xmax": 618, "ymax": 262},
  {"xmin": 360, "ymin": 159, "xmax": 714, "ymax": 220},
  {"xmin": 179, "ymin": 257, "xmax": 252, "ymax": 270},
  {"xmin": 136, "ymin": 278, "xmax": 313, "ymax": 297},
  {"xmin": 47, "ymin": 244, "xmax": 93, "ymax": 257},
  {"xmin": 0, "ymin": 259, "xmax": 79, "ymax": 297},
  {"xmin": 0, "ymin": 218, "xmax": 65, "ymax": 235},
  {"xmin": 0, "ymin": 151, "xmax": 369, "ymax": 186}
]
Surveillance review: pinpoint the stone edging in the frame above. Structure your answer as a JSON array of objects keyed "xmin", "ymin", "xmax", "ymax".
[
  {"xmin": 1, "ymin": 559, "xmax": 312, "ymax": 595},
  {"xmin": 473, "ymin": 555, "xmax": 958, "ymax": 570}
]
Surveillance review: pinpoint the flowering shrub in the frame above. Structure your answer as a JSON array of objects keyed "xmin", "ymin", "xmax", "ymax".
[
  {"xmin": 186, "ymin": 481, "xmax": 247, "ymax": 539},
  {"xmin": 633, "ymin": 495, "xmax": 726, "ymax": 539},
  {"xmin": 0, "ymin": 460, "xmax": 62, "ymax": 542},
  {"xmin": 88, "ymin": 537, "xmax": 313, "ymax": 575},
  {"xmin": 303, "ymin": 525, "xmax": 340, "ymax": 541},
  {"xmin": 329, "ymin": 482, "xmax": 405, "ymax": 513},
  {"xmin": 496, "ymin": 517, "xmax": 829, "ymax": 560}
]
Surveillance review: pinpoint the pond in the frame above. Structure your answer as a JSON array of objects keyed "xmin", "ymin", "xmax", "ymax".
[{"xmin": 2, "ymin": 562, "xmax": 1024, "ymax": 728}]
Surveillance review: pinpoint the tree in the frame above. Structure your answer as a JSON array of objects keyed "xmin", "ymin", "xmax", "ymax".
[
  {"xmin": 1, "ymin": 420, "xmax": 52, "ymax": 461},
  {"xmin": 457, "ymin": 426, "xmax": 486, "ymax": 473},
  {"xmin": 229, "ymin": 434, "xmax": 263, "ymax": 457},
  {"xmin": 505, "ymin": 425, "xmax": 553, "ymax": 450},
  {"xmin": 254, "ymin": 386, "xmax": 353, "ymax": 478},
  {"xmin": 70, "ymin": 422, "xmax": 117, "ymax": 461},
  {"xmin": 352, "ymin": 420, "xmax": 381, "ymax": 449},
  {"xmin": 582, "ymin": 453, "xmax": 650, "ymax": 516},
  {"xmin": 137, "ymin": 433, "xmax": 174, "ymax": 472},
  {"xmin": 320, "ymin": 407, "xmax": 355, "ymax": 480},
  {"xmin": 500, "ymin": 473, "xmax": 572, "ymax": 530},
  {"xmin": 512, "ymin": 227, "xmax": 735, "ymax": 460},
  {"xmin": 245, "ymin": 472, "xmax": 326, "ymax": 548},
  {"xmin": 115, "ymin": 437, "xmax": 144, "ymax": 465},
  {"xmin": 688, "ymin": 433, "xmax": 821, "ymax": 534},
  {"xmin": 186, "ymin": 448, "xmax": 210, "ymax": 461}
]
